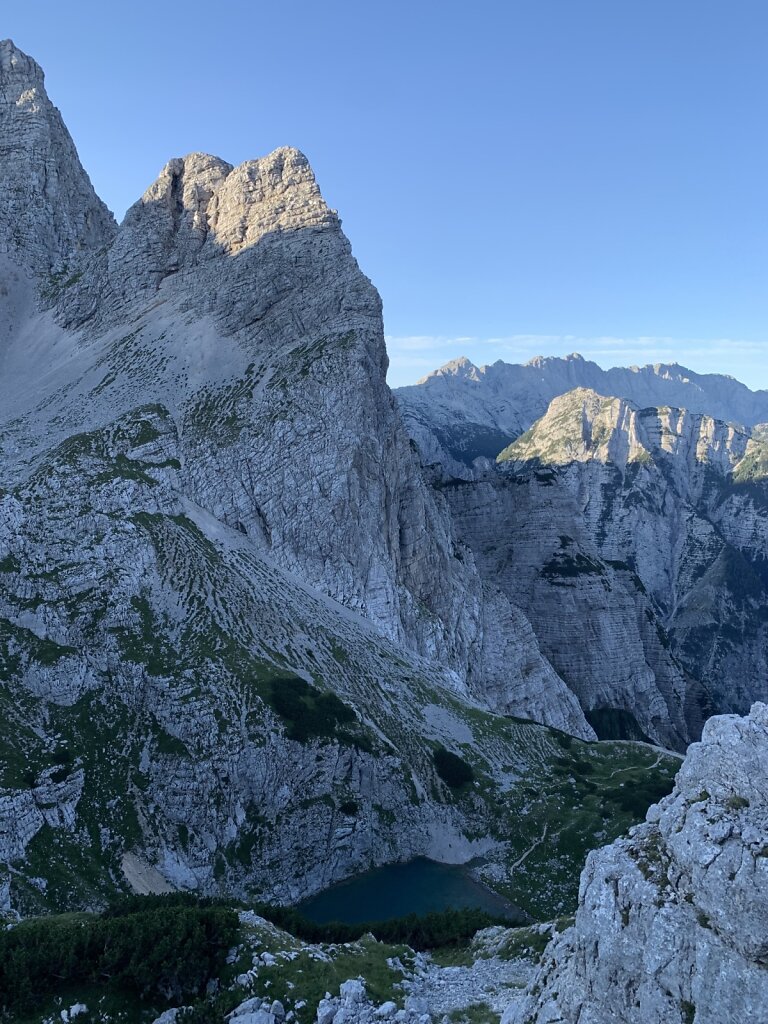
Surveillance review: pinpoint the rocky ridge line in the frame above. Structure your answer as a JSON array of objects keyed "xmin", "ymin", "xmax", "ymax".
[
  {"xmin": 421, "ymin": 383, "xmax": 768, "ymax": 746},
  {"xmin": 4, "ymin": 41, "xmax": 678, "ymax": 912},
  {"xmin": 0, "ymin": 37, "xmax": 592, "ymax": 741}
]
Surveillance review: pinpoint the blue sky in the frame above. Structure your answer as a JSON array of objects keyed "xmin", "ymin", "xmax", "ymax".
[{"xmin": 7, "ymin": 1, "xmax": 768, "ymax": 389}]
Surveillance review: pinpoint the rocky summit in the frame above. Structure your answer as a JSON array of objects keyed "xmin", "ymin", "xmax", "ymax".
[
  {"xmin": 395, "ymin": 353, "xmax": 768, "ymax": 476},
  {"xmin": 0, "ymin": 36, "xmax": 765, "ymax": 1024},
  {"xmin": 0, "ymin": 42, "xmax": 587, "ymax": 741}
]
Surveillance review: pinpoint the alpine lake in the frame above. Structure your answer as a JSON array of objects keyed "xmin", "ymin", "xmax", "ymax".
[{"xmin": 296, "ymin": 857, "xmax": 526, "ymax": 925}]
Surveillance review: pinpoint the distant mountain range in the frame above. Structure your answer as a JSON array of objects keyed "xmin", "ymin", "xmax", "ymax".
[{"xmin": 394, "ymin": 353, "xmax": 768, "ymax": 475}]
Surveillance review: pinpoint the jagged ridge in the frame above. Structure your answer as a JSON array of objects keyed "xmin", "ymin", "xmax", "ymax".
[
  {"xmin": 0, "ymin": 39, "xmax": 115, "ymax": 273},
  {"xmin": 395, "ymin": 353, "xmax": 768, "ymax": 476},
  {"xmin": 0, "ymin": 39, "xmax": 590, "ymax": 741},
  {"xmin": 400, "ymin": 372, "xmax": 768, "ymax": 747}
]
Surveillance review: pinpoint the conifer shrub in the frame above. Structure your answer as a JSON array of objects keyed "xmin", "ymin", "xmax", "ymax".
[
  {"xmin": 433, "ymin": 746, "xmax": 475, "ymax": 788},
  {"xmin": 256, "ymin": 904, "xmax": 510, "ymax": 949},
  {"xmin": 0, "ymin": 897, "xmax": 238, "ymax": 1014},
  {"xmin": 602, "ymin": 773, "xmax": 676, "ymax": 815},
  {"xmin": 267, "ymin": 677, "xmax": 372, "ymax": 750}
]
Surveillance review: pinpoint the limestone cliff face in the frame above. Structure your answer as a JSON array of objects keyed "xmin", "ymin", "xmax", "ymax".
[
  {"xmin": 497, "ymin": 390, "xmax": 768, "ymax": 724},
  {"xmin": 417, "ymin": 388, "xmax": 768, "ymax": 748},
  {"xmin": 500, "ymin": 388, "xmax": 751, "ymax": 480},
  {"xmin": 0, "ymin": 403, "xmax": 502, "ymax": 909},
  {"xmin": 0, "ymin": 41, "xmax": 616, "ymax": 912},
  {"xmin": 438, "ymin": 469, "xmax": 692, "ymax": 750},
  {"xmin": 509, "ymin": 703, "xmax": 768, "ymax": 1024}
]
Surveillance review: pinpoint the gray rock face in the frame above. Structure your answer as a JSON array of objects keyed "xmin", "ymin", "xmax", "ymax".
[
  {"xmin": 397, "ymin": 357, "xmax": 768, "ymax": 743},
  {"xmin": 0, "ymin": 38, "xmax": 593, "ymax": 748},
  {"xmin": 0, "ymin": 401, "xmax": 498, "ymax": 909},
  {"xmin": 502, "ymin": 391, "xmax": 768, "ymax": 723},
  {"xmin": 440, "ymin": 473, "xmax": 690, "ymax": 749},
  {"xmin": 0, "ymin": 39, "xmax": 115, "ymax": 273},
  {"xmin": 509, "ymin": 702, "xmax": 768, "ymax": 1024},
  {"xmin": 0, "ymin": 38, "xmax": 594, "ymax": 741}
]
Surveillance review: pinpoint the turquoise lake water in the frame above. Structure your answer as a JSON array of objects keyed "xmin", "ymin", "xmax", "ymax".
[{"xmin": 296, "ymin": 857, "xmax": 526, "ymax": 925}]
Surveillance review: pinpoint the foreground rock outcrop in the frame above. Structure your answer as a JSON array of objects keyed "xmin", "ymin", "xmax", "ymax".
[{"xmin": 508, "ymin": 702, "xmax": 768, "ymax": 1023}]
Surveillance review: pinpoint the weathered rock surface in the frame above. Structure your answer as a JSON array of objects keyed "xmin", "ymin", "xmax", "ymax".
[
  {"xmin": 0, "ymin": 39, "xmax": 115, "ymax": 274},
  {"xmin": 141, "ymin": 914, "xmax": 539, "ymax": 1024},
  {"xmin": 0, "ymin": 388, "xmax": 673, "ymax": 918},
  {"xmin": 0, "ymin": 400, "xmax": 508, "ymax": 910},
  {"xmin": 0, "ymin": 38, "xmax": 590, "ymax": 744},
  {"xmin": 397, "ymin": 360, "xmax": 768, "ymax": 742},
  {"xmin": 396, "ymin": 357, "xmax": 768, "ymax": 743},
  {"xmin": 508, "ymin": 702, "xmax": 768, "ymax": 1023}
]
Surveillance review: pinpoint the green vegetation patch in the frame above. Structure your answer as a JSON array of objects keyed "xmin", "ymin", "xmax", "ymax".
[
  {"xmin": 733, "ymin": 440, "xmax": 768, "ymax": 483},
  {"xmin": 541, "ymin": 552, "xmax": 606, "ymax": 579},
  {"xmin": 601, "ymin": 773, "xmax": 676, "ymax": 816},
  {"xmin": 184, "ymin": 933, "xmax": 413, "ymax": 1024},
  {"xmin": 257, "ymin": 904, "xmax": 506, "ymax": 950},
  {"xmin": 267, "ymin": 676, "xmax": 371, "ymax": 749},
  {"xmin": 0, "ymin": 553, "xmax": 20, "ymax": 573},
  {"xmin": 0, "ymin": 896, "xmax": 238, "ymax": 1015},
  {"xmin": 448, "ymin": 1004, "xmax": 497, "ymax": 1024}
]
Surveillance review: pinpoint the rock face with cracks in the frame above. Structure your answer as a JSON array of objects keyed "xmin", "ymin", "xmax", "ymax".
[
  {"xmin": 0, "ymin": 39, "xmax": 115, "ymax": 274},
  {"xmin": 508, "ymin": 702, "xmax": 768, "ymax": 1024},
  {"xmin": 0, "ymin": 39, "xmax": 588, "ymax": 743},
  {"xmin": 395, "ymin": 353, "xmax": 768, "ymax": 477}
]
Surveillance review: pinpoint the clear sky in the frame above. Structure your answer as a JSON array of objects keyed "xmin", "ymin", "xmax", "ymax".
[{"xmin": 6, "ymin": 1, "xmax": 768, "ymax": 389}]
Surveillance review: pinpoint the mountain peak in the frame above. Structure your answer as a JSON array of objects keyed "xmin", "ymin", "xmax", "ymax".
[
  {"xmin": 418, "ymin": 355, "xmax": 481, "ymax": 384},
  {"xmin": 444, "ymin": 354, "xmax": 478, "ymax": 372},
  {"xmin": 0, "ymin": 38, "xmax": 44, "ymax": 84},
  {"xmin": 0, "ymin": 40, "xmax": 115, "ymax": 273},
  {"xmin": 497, "ymin": 387, "xmax": 647, "ymax": 467},
  {"xmin": 524, "ymin": 351, "xmax": 590, "ymax": 370}
]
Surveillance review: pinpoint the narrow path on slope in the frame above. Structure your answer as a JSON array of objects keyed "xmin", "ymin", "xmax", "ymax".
[
  {"xmin": 608, "ymin": 753, "xmax": 665, "ymax": 779},
  {"xmin": 509, "ymin": 824, "xmax": 548, "ymax": 873}
]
